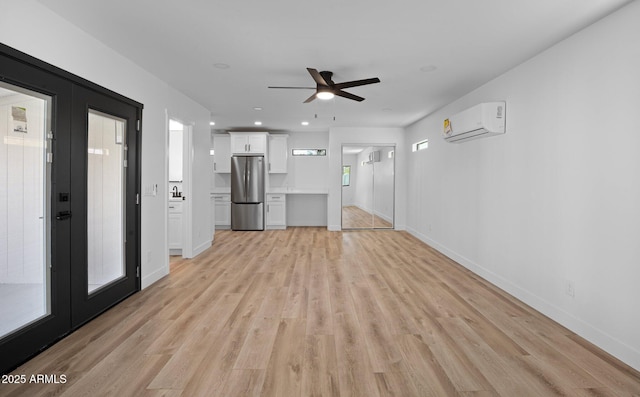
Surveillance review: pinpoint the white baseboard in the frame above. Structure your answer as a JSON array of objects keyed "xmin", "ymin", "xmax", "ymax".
[
  {"xmin": 141, "ymin": 266, "xmax": 168, "ymax": 290},
  {"xmin": 405, "ymin": 226, "xmax": 640, "ymax": 372},
  {"xmin": 191, "ymin": 239, "xmax": 212, "ymax": 258}
]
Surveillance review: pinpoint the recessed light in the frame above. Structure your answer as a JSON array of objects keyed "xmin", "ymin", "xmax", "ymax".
[
  {"xmin": 301, "ymin": 121, "xmax": 309, "ymax": 126},
  {"xmin": 420, "ymin": 65, "xmax": 437, "ymax": 72},
  {"xmin": 209, "ymin": 121, "xmax": 215, "ymax": 126},
  {"xmin": 213, "ymin": 63, "xmax": 230, "ymax": 69},
  {"xmin": 254, "ymin": 121, "xmax": 262, "ymax": 126},
  {"xmin": 253, "ymin": 107, "xmax": 263, "ymax": 111}
]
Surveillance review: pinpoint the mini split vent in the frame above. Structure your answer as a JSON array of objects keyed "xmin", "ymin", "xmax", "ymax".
[{"xmin": 443, "ymin": 102, "xmax": 506, "ymax": 143}]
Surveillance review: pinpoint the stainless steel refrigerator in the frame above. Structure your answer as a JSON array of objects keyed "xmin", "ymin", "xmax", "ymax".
[{"xmin": 231, "ymin": 155, "xmax": 265, "ymax": 230}]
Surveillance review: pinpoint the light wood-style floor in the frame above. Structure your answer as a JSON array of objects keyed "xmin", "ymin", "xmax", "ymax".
[
  {"xmin": 342, "ymin": 205, "xmax": 392, "ymax": 229},
  {"xmin": 5, "ymin": 228, "xmax": 640, "ymax": 396}
]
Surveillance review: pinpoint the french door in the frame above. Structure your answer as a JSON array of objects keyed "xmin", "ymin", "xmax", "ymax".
[
  {"xmin": 0, "ymin": 44, "xmax": 141, "ymax": 374},
  {"xmin": 69, "ymin": 85, "xmax": 140, "ymax": 328}
]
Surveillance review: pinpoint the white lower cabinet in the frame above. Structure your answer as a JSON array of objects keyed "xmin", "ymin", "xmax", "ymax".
[
  {"xmin": 266, "ymin": 194, "xmax": 286, "ymax": 229},
  {"xmin": 213, "ymin": 193, "xmax": 231, "ymax": 229},
  {"xmin": 168, "ymin": 201, "xmax": 183, "ymax": 250}
]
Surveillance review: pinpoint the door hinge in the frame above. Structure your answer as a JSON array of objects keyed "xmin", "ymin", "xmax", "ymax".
[
  {"xmin": 136, "ymin": 266, "xmax": 140, "ymax": 278},
  {"xmin": 136, "ymin": 119, "xmax": 141, "ymax": 132},
  {"xmin": 136, "ymin": 193, "xmax": 140, "ymax": 205},
  {"xmin": 47, "ymin": 131, "xmax": 54, "ymax": 163}
]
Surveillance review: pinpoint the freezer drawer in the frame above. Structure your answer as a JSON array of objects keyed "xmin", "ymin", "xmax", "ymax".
[{"xmin": 231, "ymin": 203, "xmax": 264, "ymax": 231}]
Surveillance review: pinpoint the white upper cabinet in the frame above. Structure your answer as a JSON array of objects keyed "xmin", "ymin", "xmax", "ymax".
[
  {"xmin": 230, "ymin": 132, "xmax": 266, "ymax": 154},
  {"xmin": 169, "ymin": 129, "xmax": 183, "ymax": 181},
  {"xmin": 268, "ymin": 134, "xmax": 288, "ymax": 173},
  {"xmin": 212, "ymin": 134, "xmax": 231, "ymax": 173}
]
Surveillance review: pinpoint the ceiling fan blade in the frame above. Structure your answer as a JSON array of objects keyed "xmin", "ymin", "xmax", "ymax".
[
  {"xmin": 303, "ymin": 93, "xmax": 317, "ymax": 103},
  {"xmin": 333, "ymin": 77, "xmax": 380, "ymax": 90},
  {"xmin": 268, "ymin": 86, "xmax": 315, "ymax": 89},
  {"xmin": 334, "ymin": 90, "xmax": 365, "ymax": 102},
  {"xmin": 307, "ymin": 68, "xmax": 329, "ymax": 86}
]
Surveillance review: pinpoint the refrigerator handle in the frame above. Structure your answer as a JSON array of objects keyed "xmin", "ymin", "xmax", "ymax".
[{"xmin": 245, "ymin": 158, "xmax": 249, "ymax": 200}]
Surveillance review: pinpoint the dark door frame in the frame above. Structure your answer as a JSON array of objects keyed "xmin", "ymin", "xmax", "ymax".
[{"xmin": 0, "ymin": 43, "xmax": 142, "ymax": 374}]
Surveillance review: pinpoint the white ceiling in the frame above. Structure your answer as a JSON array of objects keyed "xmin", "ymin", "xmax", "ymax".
[{"xmin": 38, "ymin": 0, "xmax": 632, "ymax": 133}]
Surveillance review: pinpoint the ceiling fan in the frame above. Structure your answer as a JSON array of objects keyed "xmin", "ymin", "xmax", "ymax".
[{"xmin": 269, "ymin": 68, "xmax": 380, "ymax": 103}]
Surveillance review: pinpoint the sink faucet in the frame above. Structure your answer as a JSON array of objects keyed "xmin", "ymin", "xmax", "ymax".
[{"xmin": 172, "ymin": 186, "xmax": 178, "ymax": 197}]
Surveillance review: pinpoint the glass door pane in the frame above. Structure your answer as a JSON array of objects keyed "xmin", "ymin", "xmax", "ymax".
[
  {"xmin": 87, "ymin": 110, "xmax": 125, "ymax": 294},
  {"xmin": 341, "ymin": 145, "xmax": 374, "ymax": 229},
  {"xmin": 0, "ymin": 82, "xmax": 51, "ymax": 339},
  {"xmin": 342, "ymin": 145, "xmax": 395, "ymax": 230},
  {"xmin": 373, "ymin": 146, "xmax": 394, "ymax": 229}
]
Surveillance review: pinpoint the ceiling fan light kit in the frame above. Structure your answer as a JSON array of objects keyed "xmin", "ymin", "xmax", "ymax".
[
  {"xmin": 316, "ymin": 91, "xmax": 335, "ymax": 100},
  {"xmin": 269, "ymin": 67, "xmax": 380, "ymax": 103}
]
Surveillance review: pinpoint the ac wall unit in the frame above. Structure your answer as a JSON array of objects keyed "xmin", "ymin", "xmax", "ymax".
[{"xmin": 443, "ymin": 102, "xmax": 506, "ymax": 143}]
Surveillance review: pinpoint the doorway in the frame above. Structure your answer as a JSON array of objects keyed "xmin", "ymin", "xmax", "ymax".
[
  {"xmin": 341, "ymin": 145, "xmax": 395, "ymax": 229},
  {"xmin": 167, "ymin": 118, "xmax": 192, "ymax": 263},
  {"xmin": 0, "ymin": 45, "xmax": 142, "ymax": 373}
]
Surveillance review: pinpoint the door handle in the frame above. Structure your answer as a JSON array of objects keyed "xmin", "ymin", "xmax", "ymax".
[{"xmin": 56, "ymin": 211, "xmax": 72, "ymax": 220}]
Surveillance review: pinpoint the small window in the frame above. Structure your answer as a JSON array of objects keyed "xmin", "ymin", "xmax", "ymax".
[
  {"xmin": 342, "ymin": 166, "xmax": 351, "ymax": 186},
  {"xmin": 292, "ymin": 148, "xmax": 326, "ymax": 156},
  {"xmin": 412, "ymin": 139, "xmax": 429, "ymax": 152}
]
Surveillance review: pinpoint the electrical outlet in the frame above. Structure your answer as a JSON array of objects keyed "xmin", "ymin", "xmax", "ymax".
[{"xmin": 565, "ymin": 280, "xmax": 575, "ymax": 298}]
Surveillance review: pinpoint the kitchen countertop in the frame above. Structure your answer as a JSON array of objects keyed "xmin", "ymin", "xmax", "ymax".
[
  {"xmin": 210, "ymin": 188, "xmax": 328, "ymax": 195},
  {"xmin": 267, "ymin": 187, "xmax": 328, "ymax": 195}
]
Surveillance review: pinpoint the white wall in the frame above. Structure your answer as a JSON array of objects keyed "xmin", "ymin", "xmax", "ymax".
[
  {"xmin": 373, "ymin": 147, "xmax": 395, "ymax": 224},
  {"xmin": 328, "ymin": 127, "xmax": 406, "ymax": 231},
  {"xmin": 1, "ymin": 0, "xmax": 212, "ymax": 288},
  {"xmin": 354, "ymin": 149, "xmax": 373, "ymax": 212},
  {"xmin": 0, "ymin": 95, "xmax": 46, "ymax": 284},
  {"xmin": 405, "ymin": 1, "xmax": 640, "ymax": 371},
  {"xmin": 268, "ymin": 130, "xmax": 330, "ymax": 190}
]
